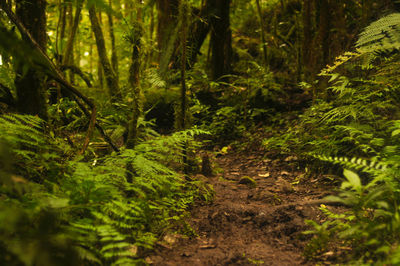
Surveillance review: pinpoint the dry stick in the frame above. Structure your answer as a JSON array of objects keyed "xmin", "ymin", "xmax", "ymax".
[
  {"xmin": 272, "ymin": 199, "xmax": 346, "ymax": 212},
  {"xmin": 0, "ymin": 1, "xmax": 118, "ymax": 153},
  {"xmin": 74, "ymin": 97, "xmax": 119, "ymax": 152}
]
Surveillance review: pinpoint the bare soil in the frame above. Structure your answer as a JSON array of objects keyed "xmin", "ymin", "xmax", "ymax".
[{"xmin": 147, "ymin": 151, "xmax": 333, "ymax": 265}]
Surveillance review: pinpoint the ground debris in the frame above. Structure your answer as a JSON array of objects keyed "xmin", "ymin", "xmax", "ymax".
[{"xmin": 151, "ymin": 151, "xmax": 334, "ymax": 265}]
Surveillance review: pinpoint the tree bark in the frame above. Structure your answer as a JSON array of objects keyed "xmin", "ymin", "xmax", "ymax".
[
  {"xmin": 185, "ymin": 0, "xmax": 216, "ymax": 68},
  {"xmin": 179, "ymin": 1, "xmax": 189, "ymax": 174},
  {"xmin": 126, "ymin": 8, "xmax": 143, "ymax": 149},
  {"xmin": 63, "ymin": 0, "xmax": 83, "ymax": 66},
  {"xmin": 256, "ymin": 0, "xmax": 268, "ymax": 66},
  {"xmin": 317, "ymin": 0, "xmax": 330, "ymax": 68},
  {"xmin": 302, "ymin": 0, "xmax": 313, "ymax": 79},
  {"xmin": 156, "ymin": 0, "xmax": 180, "ymax": 77},
  {"xmin": 15, "ymin": 0, "xmax": 48, "ymax": 120},
  {"xmin": 107, "ymin": 0, "xmax": 119, "ymax": 79},
  {"xmin": 88, "ymin": 4, "xmax": 121, "ymax": 101},
  {"xmin": 210, "ymin": 0, "xmax": 232, "ymax": 81}
]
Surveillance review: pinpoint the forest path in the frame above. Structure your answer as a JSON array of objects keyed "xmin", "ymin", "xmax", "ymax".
[{"xmin": 148, "ymin": 151, "xmax": 330, "ymax": 265}]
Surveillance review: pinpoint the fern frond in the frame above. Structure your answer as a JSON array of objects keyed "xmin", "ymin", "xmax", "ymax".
[
  {"xmin": 312, "ymin": 154, "xmax": 389, "ymax": 174},
  {"xmin": 357, "ymin": 13, "xmax": 400, "ymax": 53}
]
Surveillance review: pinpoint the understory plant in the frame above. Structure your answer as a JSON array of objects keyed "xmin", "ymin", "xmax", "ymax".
[
  {"xmin": 0, "ymin": 114, "xmax": 212, "ymax": 265},
  {"xmin": 290, "ymin": 12, "xmax": 400, "ymax": 264},
  {"xmin": 304, "ymin": 157, "xmax": 400, "ymax": 264}
]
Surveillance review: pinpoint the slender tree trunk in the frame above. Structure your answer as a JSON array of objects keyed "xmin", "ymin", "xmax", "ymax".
[
  {"xmin": 125, "ymin": 1, "xmax": 143, "ymax": 186},
  {"xmin": 63, "ymin": 0, "xmax": 83, "ymax": 66},
  {"xmin": 147, "ymin": 3, "xmax": 155, "ymax": 66},
  {"xmin": 66, "ymin": 2, "xmax": 75, "ymax": 83},
  {"xmin": 179, "ymin": 2, "xmax": 188, "ymax": 131},
  {"xmin": 107, "ymin": 0, "xmax": 119, "ymax": 79},
  {"xmin": 210, "ymin": 0, "xmax": 232, "ymax": 81},
  {"xmin": 126, "ymin": 3, "xmax": 143, "ymax": 149},
  {"xmin": 302, "ymin": 0, "xmax": 313, "ymax": 79},
  {"xmin": 126, "ymin": 36, "xmax": 141, "ymax": 149},
  {"xmin": 14, "ymin": 0, "xmax": 48, "ymax": 120},
  {"xmin": 318, "ymin": 0, "xmax": 330, "ymax": 68},
  {"xmin": 255, "ymin": 0, "xmax": 268, "ymax": 66},
  {"xmin": 156, "ymin": 0, "xmax": 180, "ymax": 77},
  {"xmin": 179, "ymin": 0, "xmax": 189, "ymax": 174},
  {"xmin": 56, "ymin": 0, "xmax": 67, "ymax": 61},
  {"xmin": 89, "ymin": 4, "xmax": 121, "ymax": 101}
]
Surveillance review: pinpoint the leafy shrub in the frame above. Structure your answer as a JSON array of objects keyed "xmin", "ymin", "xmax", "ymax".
[{"xmin": 304, "ymin": 159, "xmax": 400, "ymax": 264}]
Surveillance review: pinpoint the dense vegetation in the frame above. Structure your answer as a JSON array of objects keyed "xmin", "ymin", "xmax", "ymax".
[{"xmin": 2, "ymin": 0, "xmax": 400, "ymax": 265}]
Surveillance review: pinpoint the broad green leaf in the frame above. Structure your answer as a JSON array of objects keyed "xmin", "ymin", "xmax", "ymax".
[{"xmin": 343, "ymin": 169, "xmax": 361, "ymax": 191}]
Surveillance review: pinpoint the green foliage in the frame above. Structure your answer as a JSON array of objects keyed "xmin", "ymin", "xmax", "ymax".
[
  {"xmin": 264, "ymin": 50, "xmax": 400, "ymax": 161},
  {"xmin": 356, "ymin": 13, "xmax": 400, "ymax": 54},
  {"xmin": 258, "ymin": 13, "xmax": 400, "ymax": 263},
  {"xmin": 0, "ymin": 114, "xmax": 211, "ymax": 265},
  {"xmin": 304, "ymin": 165, "xmax": 400, "ymax": 264},
  {"xmin": 190, "ymin": 62, "xmax": 282, "ymax": 144}
]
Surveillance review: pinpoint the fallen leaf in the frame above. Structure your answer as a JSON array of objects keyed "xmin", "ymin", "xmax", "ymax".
[
  {"xmin": 163, "ymin": 234, "xmax": 178, "ymax": 245},
  {"xmin": 258, "ymin": 172, "xmax": 270, "ymax": 178},
  {"xmin": 199, "ymin": 244, "xmax": 217, "ymax": 249}
]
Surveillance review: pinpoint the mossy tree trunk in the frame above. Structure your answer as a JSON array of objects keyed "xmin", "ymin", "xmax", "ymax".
[
  {"xmin": 126, "ymin": 25, "xmax": 142, "ymax": 149},
  {"xmin": 89, "ymin": 4, "xmax": 121, "ymax": 101},
  {"xmin": 15, "ymin": 0, "xmax": 48, "ymax": 120},
  {"xmin": 156, "ymin": 0, "xmax": 180, "ymax": 77}
]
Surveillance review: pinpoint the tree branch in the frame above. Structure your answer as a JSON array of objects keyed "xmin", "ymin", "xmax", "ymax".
[
  {"xmin": 59, "ymin": 64, "xmax": 93, "ymax": 88},
  {"xmin": 0, "ymin": 1, "xmax": 119, "ymax": 153}
]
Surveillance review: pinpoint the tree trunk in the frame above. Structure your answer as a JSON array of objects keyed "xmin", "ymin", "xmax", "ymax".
[
  {"xmin": 156, "ymin": 0, "xmax": 180, "ymax": 77},
  {"xmin": 210, "ymin": 0, "xmax": 232, "ymax": 81},
  {"xmin": 256, "ymin": 0, "xmax": 268, "ymax": 66},
  {"xmin": 126, "ymin": 4, "xmax": 143, "ymax": 149},
  {"xmin": 15, "ymin": 0, "xmax": 48, "ymax": 120},
  {"xmin": 107, "ymin": 0, "xmax": 119, "ymax": 79},
  {"xmin": 302, "ymin": 0, "xmax": 313, "ymax": 79},
  {"xmin": 63, "ymin": 0, "xmax": 83, "ymax": 66},
  {"xmin": 179, "ymin": 0, "xmax": 189, "ymax": 174},
  {"xmin": 185, "ymin": 0, "xmax": 216, "ymax": 68},
  {"xmin": 57, "ymin": 0, "xmax": 67, "ymax": 59},
  {"xmin": 88, "ymin": 4, "xmax": 121, "ymax": 101},
  {"xmin": 317, "ymin": 0, "xmax": 330, "ymax": 68}
]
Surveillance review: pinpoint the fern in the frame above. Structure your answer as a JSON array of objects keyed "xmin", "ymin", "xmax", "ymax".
[
  {"xmin": 0, "ymin": 113, "xmax": 211, "ymax": 265},
  {"xmin": 312, "ymin": 154, "xmax": 389, "ymax": 175},
  {"xmin": 357, "ymin": 13, "xmax": 400, "ymax": 54}
]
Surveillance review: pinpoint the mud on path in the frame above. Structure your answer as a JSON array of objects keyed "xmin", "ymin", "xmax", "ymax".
[{"xmin": 148, "ymin": 151, "xmax": 332, "ymax": 265}]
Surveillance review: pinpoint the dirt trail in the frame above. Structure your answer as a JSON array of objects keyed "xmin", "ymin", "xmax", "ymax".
[{"xmin": 148, "ymin": 151, "xmax": 330, "ymax": 265}]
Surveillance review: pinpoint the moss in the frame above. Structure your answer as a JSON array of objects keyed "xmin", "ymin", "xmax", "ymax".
[{"xmin": 238, "ymin": 176, "xmax": 257, "ymax": 188}]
